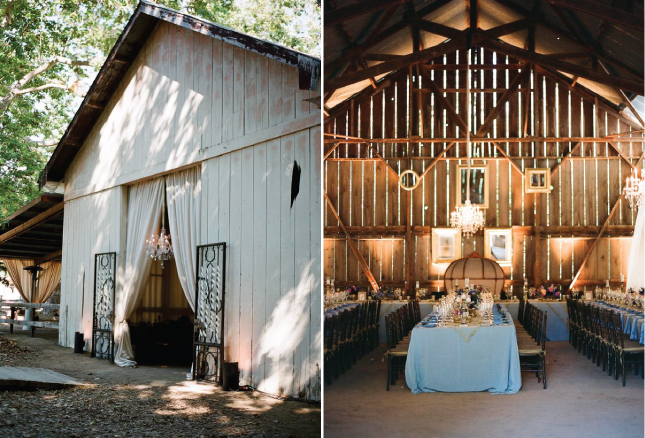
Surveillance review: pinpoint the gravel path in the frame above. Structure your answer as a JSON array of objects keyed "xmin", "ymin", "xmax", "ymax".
[{"xmin": 0, "ymin": 329, "xmax": 320, "ymax": 438}]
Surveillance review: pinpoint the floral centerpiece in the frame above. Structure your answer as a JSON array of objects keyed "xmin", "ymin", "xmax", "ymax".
[
  {"xmin": 527, "ymin": 287, "xmax": 537, "ymax": 299},
  {"xmin": 346, "ymin": 285, "xmax": 360, "ymax": 296},
  {"xmin": 370, "ymin": 284, "xmax": 395, "ymax": 300},
  {"xmin": 547, "ymin": 284, "xmax": 562, "ymax": 299}
]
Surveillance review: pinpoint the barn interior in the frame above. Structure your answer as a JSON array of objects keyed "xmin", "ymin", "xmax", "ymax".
[{"xmin": 323, "ymin": 0, "xmax": 644, "ymax": 436}]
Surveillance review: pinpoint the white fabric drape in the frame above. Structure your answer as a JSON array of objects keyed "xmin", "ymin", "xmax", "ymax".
[
  {"xmin": 35, "ymin": 261, "xmax": 62, "ymax": 303},
  {"xmin": 1, "ymin": 259, "xmax": 34, "ymax": 301},
  {"xmin": 114, "ymin": 178, "xmax": 164, "ymax": 367},
  {"xmin": 627, "ymin": 207, "xmax": 645, "ymax": 290},
  {"xmin": 165, "ymin": 167, "xmax": 201, "ymax": 310}
]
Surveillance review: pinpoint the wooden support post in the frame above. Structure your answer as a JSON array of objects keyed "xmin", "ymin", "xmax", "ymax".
[
  {"xmin": 324, "ymin": 191, "xmax": 379, "ymax": 292},
  {"xmin": 405, "ymin": 190, "xmax": 414, "ymax": 298},
  {"xmin": 533, "ymin": 194, "xmax": 541, "ymax": 286}
]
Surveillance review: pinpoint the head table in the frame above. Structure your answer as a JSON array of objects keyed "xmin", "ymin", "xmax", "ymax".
[{"xmin": 405, "ymin": 304, "xmax": 522, "ymax": 394}]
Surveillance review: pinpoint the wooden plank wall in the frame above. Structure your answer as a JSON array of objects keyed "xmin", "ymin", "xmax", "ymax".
[
  {"xmin": 200, "ymin": 123, "xmax": 321, "ymax": 400},
  {"xmin": 60, "ymin": 21, "xmax": 321, "ymax": 401},
  {"xmin": 59, "ymin": 186, "xmax": 125, "ymax": 351},
  {"xmin": 65, "ymin": 21, "xmax": 315, "ymax": 199},
  {"xmin": 324, "ymin": 48, "xmax": 644, "ymax": 292}
]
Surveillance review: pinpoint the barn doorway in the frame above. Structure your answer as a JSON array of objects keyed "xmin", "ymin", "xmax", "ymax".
[{"xmin": 128, "ymin": 258, "xmax": 194, "ymax": 366}]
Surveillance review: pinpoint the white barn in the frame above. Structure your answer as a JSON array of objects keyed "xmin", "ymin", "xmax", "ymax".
[{"xmin": 38, "ymin": 1, "xmax": 321, "ymax": 400}]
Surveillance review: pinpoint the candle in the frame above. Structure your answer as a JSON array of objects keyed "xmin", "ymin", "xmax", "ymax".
[
  {"xmin": 465, "ymin": 278, "xmax": 469, "ymax": 288},
  {"xmin": 621, "ymin": 274, "xmax": 625, "ymax": 283},
  {"xmin": 326, "ymin": 277, "xmax": 330, "ymax": 285},
  {"xmin": 606, "ymin": 279, "xmax": 610, "ymax": 288},
  {"xmin": 416, "ymin": 281, "xmax": 420, "ymax": 289}
]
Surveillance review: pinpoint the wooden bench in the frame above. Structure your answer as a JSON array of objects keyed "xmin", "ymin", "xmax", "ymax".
[{"xmin": 0, "ymin": 302, "xmax": 60, "ymax": 337}]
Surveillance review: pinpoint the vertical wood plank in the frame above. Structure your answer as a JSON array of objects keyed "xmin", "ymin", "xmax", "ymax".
[{"xmin": 251, "ymin": 143, "xmax": 267, "ymax": 390}]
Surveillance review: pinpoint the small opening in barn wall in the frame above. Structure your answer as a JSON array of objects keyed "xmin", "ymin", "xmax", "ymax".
[{"xmin": 291, "ymin": 160, "xmax": 301, "ymax": 208}]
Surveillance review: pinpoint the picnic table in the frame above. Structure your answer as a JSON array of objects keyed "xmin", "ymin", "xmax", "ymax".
[{"xmin": 0, "ymin": 301, "xmax": 60, "ymax": 337}]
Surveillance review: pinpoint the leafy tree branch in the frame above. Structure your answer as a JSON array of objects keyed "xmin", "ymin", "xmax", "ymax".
[{"xmin": 0, "ymin": 56, "xmax": 90, "ymax": 114}]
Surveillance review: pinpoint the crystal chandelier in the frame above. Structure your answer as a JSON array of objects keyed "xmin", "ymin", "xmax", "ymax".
[
  {"xmin": 623, "ymin": 168, "xmax": 645, "ymax": 209},
  {"xmin": 451, "ymin": 48, "xmax": 485, "ymax": 239},
  {"xmin": 145, "ymin": 190, "xmax": 174, "ymax": 268},
  {"xmin": 451, "ymin": 200, "xmax": 485, "ymax": 238}
]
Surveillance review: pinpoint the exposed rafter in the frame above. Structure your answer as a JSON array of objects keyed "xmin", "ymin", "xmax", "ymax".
[
  {"xmin": 325, "ymin": 0, "xmax": 410, "ymax": 28},
  {"xmin": 479, "ymin": 36, "xmax": 643, "ymax": 95},
  {"xmin": 545, "ymin": 0, "xmax": 643, "ymax": 32}
]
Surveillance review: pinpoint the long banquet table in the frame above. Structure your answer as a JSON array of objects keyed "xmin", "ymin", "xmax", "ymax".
[
  {"xmin": 592, "ymin": 301, "xmax": 644, "ymax": 344},
  {"xmin": 504, "ymin": 300, "xmax": 569, "ymax": 341},
  {"xmin": 405, "ymin": 305, "xmax": 522, "ymax": 394}
]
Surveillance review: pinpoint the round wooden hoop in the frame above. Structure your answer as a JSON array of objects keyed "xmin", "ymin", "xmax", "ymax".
[{"xmin": 399, "ymin": 169, "xmax": 421, "ymax": 191}]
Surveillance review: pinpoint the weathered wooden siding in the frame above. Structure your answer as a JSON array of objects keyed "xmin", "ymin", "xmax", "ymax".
[
  {"xmin": 324, "ymin": 48, "xmax": 643, "ymax": 292},
  {"xmin": 65, "ymin": 21, "xmax": 316, "ymax": 200},
  {"xmin": 59, "ymin": 21, "xmax": 321, "ymax": 401},
  {"xmin": 200, "ymin": 124, "xmax": 321, "ymax": 400},
  {"xmin": 59, "ymin": 186, "xmax": 126, "ymax": 349}
]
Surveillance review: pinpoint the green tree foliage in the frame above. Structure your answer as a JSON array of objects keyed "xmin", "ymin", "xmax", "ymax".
[{"xmin": 0, "ymin": 0, "xmax": 318, "ymax": 218}]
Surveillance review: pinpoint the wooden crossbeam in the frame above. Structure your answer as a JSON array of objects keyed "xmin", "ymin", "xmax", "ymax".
[
  {"xmin": 416, "ymin": 19, "xmax": 462, "ymax": 39},
  {"xmin": 479, "ymin": 37, "xmax": 644, "ymax": 95},
  {"xmin": 323, "ymin": 191, "xmax": 379, "ymax": 292},
  {"xmin": 490, "ymin": 141, "xmax": 524, "ymax": 176},
  {"xmin": 33, "ymin": 250, "xmax": 62, "ymax": 266},
  {"xmin": 490, "ymin": 0, "xmax": 643, "ymax": 80},
  {"xmin": 485, "ymin": 18, "xmax": 538, "ymax": 39},
  {"xmin": 599, "ymin": 61, "xmax": 645, "ymax": 128},
  {"xmin": 545, "ymin": 0, "xmax": 644, "ymax": 31},
  {"xmin": 418, "ymin": 142, "xmax": 456, "ymax": 180},
  {"xmin": 327, "ymin": 33, "xmax": 480, "ymax": 92},
  {"xmin": 324, "ymin": 142, "xmax": 340, "ymax": 160},
  {"xmin": 570, "ymin": 152, "xmax": 645, "ymax": 287},
  {"xmin": 325, "ymin": 0, "xmax": 410, "ymax": 28},
  {"xmin": 475, "ymin": 68, "xmax": 530, "ymax": 137},
  {"xmin": 0, "ymin": 202, "xmax": 64, "ymax": 245},
  {"xmin": 550, "ymin": 142, "xmax": 582, "ymax": 175},
  {"xmin": 323, "ymin": 135, "xmax": 645, "ymax": 144},
  {"xmin": 607, "ymin": 140, "xmax": 637, "ymax": 170},
  {"xmin": 533, "ymin": 65, "xmax": 642, "ymax": 130}
]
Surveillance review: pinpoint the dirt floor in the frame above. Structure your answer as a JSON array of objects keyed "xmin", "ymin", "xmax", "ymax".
[{"xmin": 0, "ymin": 327, "xmax": 320, "ymax": 438}]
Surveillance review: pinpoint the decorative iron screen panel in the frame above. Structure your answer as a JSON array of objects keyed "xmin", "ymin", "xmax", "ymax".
[
  {"xmin": 193, "ymin": 243, "xmax": 226, "ymax": 383},
  {"xmin": 92, "ymin": 252, "xmax": 116, "ymax": 361}
]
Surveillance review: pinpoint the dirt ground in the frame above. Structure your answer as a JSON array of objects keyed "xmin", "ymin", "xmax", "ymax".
[{"xmin": 0, "ymin": 328, "xmax": 320, "ymax": 438}]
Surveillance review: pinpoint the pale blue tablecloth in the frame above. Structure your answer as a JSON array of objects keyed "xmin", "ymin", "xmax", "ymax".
[
  {"xmin": 405, "ymin": 306, "xmax": 522, "ymax": 394},
  {"xmin": 594, "ymin": 301, "xmax": 644, "ymax": 345},
  {"xmin": 504, "ymin": 300, "xmax": 569, "ymax": 341},
  {"xmin": 377, "ymin": 301, "xmax": 435, "ymax": 342}
]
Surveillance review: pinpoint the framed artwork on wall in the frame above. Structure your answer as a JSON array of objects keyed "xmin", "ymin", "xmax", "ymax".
[
  {"xmin": 456, "ymin": 164, "xmax": 489, "ymax": 208},
  {"xmin": 432, "ymin": 228, "xmax": 462, "ymax": 264},
  {"xmin": 484, "ymin": 228, "xmax": 513, "ymax": 266},
  {"xmin": 525, "ymin": 168, "xmax": 551, "ymax": 193}
]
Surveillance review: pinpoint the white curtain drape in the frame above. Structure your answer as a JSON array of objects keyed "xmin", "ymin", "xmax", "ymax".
[
  {"xmin": 1, "ymin": 259, "xmax": 34, "ymax": 301},
  {"xmin": 627, "ymin": 207, "xmax": 645, "ymax": 290},
  {"xmin": 114, "ymin": 178, "xmax": 164, "ymax": 367},
  {"xmin": 165, "ymin": 167, "xmax": 201, "ymax": 310},
  {"xmin": 35, "ymin": 261, "xmax": 62, "ymax": 303}
]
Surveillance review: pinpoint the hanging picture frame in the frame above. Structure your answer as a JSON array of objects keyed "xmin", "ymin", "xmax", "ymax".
[
  {"xmin": 456, "ymin": 164, "xmax": 489, "ymax": 209},
  {"xmin": 484, "ymin": 228, "xmax": 513, "ymax": 266},
  {"xmin": 525, "ymin": 168, "xmax": 551, "ymax": 193},
  {"xmin": 431, "ymin": 228, "xmax": 461, "ymax": 264}
]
